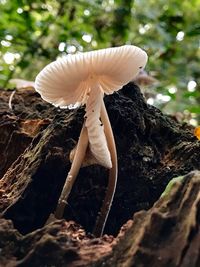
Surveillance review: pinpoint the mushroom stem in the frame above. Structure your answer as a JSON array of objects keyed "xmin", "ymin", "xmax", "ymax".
[
  {"xmin": 93, "ymin": 99, "xmax": 118, "ymax": 236},
  {"xmin": 85, "ymin": 83, "xmax": 112, "ymax": 169},
  {"xmin": 8, "ymin": 90, "xmax": 16, "ymax": 111},
  {"xmin": 55, "ymin": 124, "xmax": 88, "ymax": 219}
]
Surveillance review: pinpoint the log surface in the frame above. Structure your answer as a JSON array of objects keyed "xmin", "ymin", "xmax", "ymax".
[{"xmin": 0, "ymin": 83, "xmax": 199, "ymax": 266}]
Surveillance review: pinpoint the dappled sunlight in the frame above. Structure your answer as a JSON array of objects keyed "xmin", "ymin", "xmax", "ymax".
[
  {"xmin": 187, "ymin": 80, "xmax": 197, "ymax": 92},
  {"xmin": 176, "ymin": 31, "xmax": 185, "ymax": 41}
]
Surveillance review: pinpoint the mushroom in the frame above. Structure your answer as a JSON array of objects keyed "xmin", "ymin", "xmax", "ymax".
[
  {"xmin": 35, "ymin": 45, "xmax": 148, "ymax": 236},
  {"xmin": 9, "ymin": 78, "xmax": 35, "ymax": 89}
]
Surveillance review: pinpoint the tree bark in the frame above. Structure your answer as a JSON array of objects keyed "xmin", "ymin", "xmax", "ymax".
[{"xmin": 0, "ymin": 83, "xmax": 199, "ymax": 266}]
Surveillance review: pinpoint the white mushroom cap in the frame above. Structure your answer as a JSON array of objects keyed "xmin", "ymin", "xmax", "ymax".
[
  {"xmin": 10, "ymin": 79, "xmax": 35, "ymax": 89},
  {"xmin": 35, "ymin": 45, "xmax": 148, "ymax": 108}
]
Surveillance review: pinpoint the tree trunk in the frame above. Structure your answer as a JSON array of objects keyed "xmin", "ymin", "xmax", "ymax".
[{"xmin": 0, "ymin": 83, "xmax": 199, "ymax": 266}]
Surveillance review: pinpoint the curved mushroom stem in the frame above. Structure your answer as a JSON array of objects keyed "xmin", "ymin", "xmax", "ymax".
[
  {"xmin": 55, "ymin": 84, "xmax": 117, "ymax": 236},
  {"xmin": 85, "ymin": 83, "xmax": 112, "ymax": 169},
  {"xmin": 55, "ymin": 124, "xmax": 88, "ymax": 219},
  {"xmin": 8, "ymin": 90, "xmax": 16, "ymax": 111},
  {"xmin": 93, "ymin": 99, "xmax": 118, "ymax": 237}
]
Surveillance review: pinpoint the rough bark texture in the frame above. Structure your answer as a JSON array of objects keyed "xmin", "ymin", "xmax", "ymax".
[{"xmin": 0, "ymin": 83, "xmax": 199, "ymax": 267}]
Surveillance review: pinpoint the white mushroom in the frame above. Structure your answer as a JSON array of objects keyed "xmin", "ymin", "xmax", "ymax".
[
  {"xmin": 35, "ymin": 45, "xmax": 148, "ymax": 236},
  {"xmin": 9, "ymin": 78, "xmax": 35, "ymax": 89}
]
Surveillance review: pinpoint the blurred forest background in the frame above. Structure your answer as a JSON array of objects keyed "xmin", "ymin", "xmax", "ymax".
[{"xmin": 0, "ymin": 0, "xmax": 199, "ymax": 124}]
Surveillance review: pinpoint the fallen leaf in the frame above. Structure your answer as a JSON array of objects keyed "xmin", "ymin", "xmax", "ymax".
[{"xmin": 194, "ymin": 126, "xmax": 200, "ymax": 140}]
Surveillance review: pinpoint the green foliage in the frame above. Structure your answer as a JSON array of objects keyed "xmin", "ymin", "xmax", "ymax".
[{"xmin": 0, "ymin": 0, "xmax": 199, "ymax": 122}]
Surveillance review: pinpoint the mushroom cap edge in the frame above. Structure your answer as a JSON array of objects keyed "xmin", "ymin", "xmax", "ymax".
[{"xmin": 35, "ymin": 45, "xmax": 148, "ymax": 108}]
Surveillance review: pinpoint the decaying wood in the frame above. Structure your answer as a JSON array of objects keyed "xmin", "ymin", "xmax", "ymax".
[
  {"xmin": 0, "ymin": 83, "xmax": 200, "ymax": 266},
  {"xmin": 0, "ymin": 171, "xmax": 199, "ymax": 267},
  {"xmin": 107, "ymin": 171, "xmax": 200, "ymax": 267}
]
